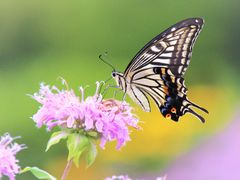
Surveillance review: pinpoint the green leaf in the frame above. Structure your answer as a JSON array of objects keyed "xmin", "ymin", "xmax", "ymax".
[
  {"xmin": 46, "ymin": 130, "xmax": 70, "ymax": 151},
  {"xmin": 67, "ymin": 133, "xmax": 90, "ymax": 167},
  {"xmin": 21, "ymin": 167, "xmax": 56, "ymax": 180},
  {"xmin": 86, "ymin": 141, "xmax": 97, "ymax": 167}
]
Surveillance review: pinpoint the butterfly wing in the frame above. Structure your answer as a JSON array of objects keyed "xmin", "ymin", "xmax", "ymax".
[
  {"xmin": 130, "ymin": 67, "xmax": 207, "ymax": 122},
  {"xmin": 123, "ymin": 18, "xmax": 208, "ymax": 122},
  {"xmin": 124, "ymin": 17, "xmax": 204, "ymax": 77},
  {"xmin": 129, "ymin": 66, "xmax": 187, "ymax": 112}
]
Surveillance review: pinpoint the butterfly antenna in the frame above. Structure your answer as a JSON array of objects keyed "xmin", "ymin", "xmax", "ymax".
[
  {"xmin": 104, "ymin": 76, "xmax": 112, "ymax": 83},
  {"xmin": 99, "ymin": 52, "xmax": 116, "ymax": 71}
]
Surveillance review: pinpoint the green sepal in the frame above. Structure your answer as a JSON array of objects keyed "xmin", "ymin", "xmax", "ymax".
[
  {"xmin": 46, "ymin": 130, "xmax": 70, "ymax": 151},
  {"xmin": 67, "ymin": 133, "xmax": 90, "ymax": 167},
  {"xmin": 20, "ymin": 166, "xmax": 56, "ymax": 180},
  {"xmin": 87, "ymin": 131, "xmax": 98, "ymax": 138},
  {"xmin": 86, "ymin": 141, "xmax": 97, "ymax": 167}
]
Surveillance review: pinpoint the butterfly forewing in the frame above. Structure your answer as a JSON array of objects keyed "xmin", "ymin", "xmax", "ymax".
[{"xmin": 124, "ymin": 18, "xmax": 204, "ymax": 76}]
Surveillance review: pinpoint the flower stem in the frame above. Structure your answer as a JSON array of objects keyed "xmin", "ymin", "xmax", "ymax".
[{"xmin": 61, "ymin": 159, "xmax": 73, "ymax": 180}]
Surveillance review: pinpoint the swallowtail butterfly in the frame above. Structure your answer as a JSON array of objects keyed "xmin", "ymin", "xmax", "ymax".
[{"xmin": 111, "ymin": 18, "xmax": 208, "ymax": 123}]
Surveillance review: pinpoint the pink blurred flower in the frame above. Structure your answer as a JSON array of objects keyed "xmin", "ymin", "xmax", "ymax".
[
  {"xmin": 0, "ymin": 133, "xmax": 26, "ymax": 180},
  {"xmin": 105, "ymin": 175, "xmax": 167, "ymax": 180},
  {"xmin": 105, "ymin": 175, "xmax": 132, "ymax": 180},
  {"xmin": 156, "ymin": 175, "xmax": 167, "ymax": 180},
  {"xmin": 31, "ymin": 81, "xmax": 139, "ymax": 149}
]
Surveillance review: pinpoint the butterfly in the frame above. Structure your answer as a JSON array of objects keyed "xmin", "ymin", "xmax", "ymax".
[{"xmin": 111, "ymin": 17, "xmax": 208, "ymax": 123}]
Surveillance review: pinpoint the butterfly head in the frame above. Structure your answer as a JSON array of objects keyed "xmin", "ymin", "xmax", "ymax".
[
  {"xmin": 111, "ymin": 71, "xmax": 124, "ymax": 79},
  {"xmin": 111, "ymin": 71, "xmax": 117, "ymax": 78},
  {"xmin": 111, "ymin": 71, "xmax": 125, "ymax": 90}
]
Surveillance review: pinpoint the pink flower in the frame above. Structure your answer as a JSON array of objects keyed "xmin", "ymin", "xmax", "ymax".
[
  {"xmin": 31, "ymin": 82, "xmax": 82, "ymax": 130},
  {"xmin": 105, "ymin": 175, "xmax": 167, "ymax": 180},
  {"xmin": 105, "ymin": 175, "xmax": 132, "ymax": 180},
  {"xmin": 0, "ymin": 133, "xmax": 26, "ymax": 180},
  {"xmin": 31, "ymin": 81, "xmax": 140, "ymax": 149}
]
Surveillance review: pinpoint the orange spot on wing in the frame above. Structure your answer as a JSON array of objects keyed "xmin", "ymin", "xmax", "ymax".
[
  {"xmin": 166, "ymin": 113, "xmax": 171, "ymax": 119},
  {"xmin": 171, "ymin": 107, "xmax": 177, "ymax": 113}
]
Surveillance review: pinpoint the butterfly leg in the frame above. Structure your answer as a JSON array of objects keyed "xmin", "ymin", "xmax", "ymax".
[
  {"xmin": 122, "ymin": 92, "xmax": 127, "ymax": 101},
  {"xmin": 101, "ymin": 84, "xmax": 119, "ymax": 98},
  {"xmin": 113, "ymin": 88, "xmax": 123, "ymax": 98}
]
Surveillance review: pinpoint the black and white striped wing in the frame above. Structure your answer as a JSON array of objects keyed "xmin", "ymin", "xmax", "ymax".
[
  {"xmin": 129, "ymin": 65, "xmax": 208, "ymax": 122},
  {"xmin": 122, "ymin": 18, "xmax": 207, "ymax": 122},
  {"xmin": 124, "ymin": 18, "xmax": 204, "ymax": 77},
  {"xmin": 130, "ymin": 67, "xmax": 187, "ymax": 111}
]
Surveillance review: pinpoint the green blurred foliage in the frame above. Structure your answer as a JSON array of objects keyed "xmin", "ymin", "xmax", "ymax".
[{"xmin": 0, "ymin": 0, "xmax": 239, "ymax": 179}]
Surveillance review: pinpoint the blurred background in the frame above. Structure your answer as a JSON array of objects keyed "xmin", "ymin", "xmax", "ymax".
[{"xmin": 0, "ymin": 0, "xmax": 239, "ymax": 179}]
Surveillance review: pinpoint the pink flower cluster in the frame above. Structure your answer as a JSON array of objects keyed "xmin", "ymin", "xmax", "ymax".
[
  {"xmin": 0, "ymin": 133, "xmax": 26, "ymax": 180},
  {"xmin": 105, "ymin": 175, "xmax": 131, "ymax": 180},
  {"xmin": 105, "ymin": 175, "xmax": 167, "ymax": 180},
  {"xmin": 31, "ymin": 81, "xmax": 139, "ymax": 149}
]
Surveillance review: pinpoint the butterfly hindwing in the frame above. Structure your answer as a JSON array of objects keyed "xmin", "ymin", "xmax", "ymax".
[{"xmin": 131, "ymin": 66, "xmax": 206, "ymax": 122}]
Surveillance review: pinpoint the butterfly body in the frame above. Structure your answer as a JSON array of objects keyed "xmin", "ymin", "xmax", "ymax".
[{"xmin": 111, "ymin": 18, "xmax": 208, "ymax": 123}]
